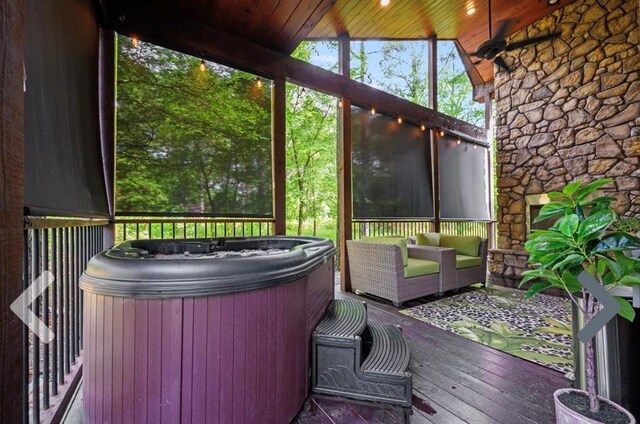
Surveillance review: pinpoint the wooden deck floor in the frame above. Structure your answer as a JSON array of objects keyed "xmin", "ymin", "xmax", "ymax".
[{"xmin": 294, "ymin": 288, "xmax": 572, "ymax": 424}]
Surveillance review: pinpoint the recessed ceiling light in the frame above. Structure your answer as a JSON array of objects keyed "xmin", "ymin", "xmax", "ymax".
[
  {"xmin": 547, "ymin": 0, "xmax": 559, "ymax": 5},
  {"xmin": 380, "ymin": 0, "xmax": 390, "ymax": 7},
  {"xmin": 466, "ymin": 6, "xmax": 476, "ymax": 15}
]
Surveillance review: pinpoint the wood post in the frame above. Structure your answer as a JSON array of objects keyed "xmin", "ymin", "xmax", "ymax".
[
  {"xmin": 0, "ymin": 1, "xmax": 26, "ymax": 422},
  {"xmin": 338, "ymin": 33, "xmax": 352, "ymax": 292},
  {"xmin": 427, "ymin": 35, "xmax": 441, "ymax": 232},
  {"xmin": 272, "ymin": 78, "xmax": 287, "ymax": 235},
  {"xmin": 485, "ymin": 93, "xmax": 495, "ymax": 249}
]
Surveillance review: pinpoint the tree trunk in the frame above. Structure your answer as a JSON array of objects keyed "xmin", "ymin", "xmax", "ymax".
[{"xmin": 583, "ymin": 290, "xmax": 600, "ymax": 413}]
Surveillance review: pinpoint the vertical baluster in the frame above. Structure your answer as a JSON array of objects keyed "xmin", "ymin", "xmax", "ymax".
[
  {"xmin": 183, "ymin": 222, "xmax": 186, "ymax": 238},
  {"xmin": 42, "ymin": 229, "xmax": 50, "ymax": 410},
  {"xmin": 74, "ymin": 227, "xmax": 80, "ymax": 358},
  {"xmin": 148, "ymin": 222, "xmax": 152, "ymax": 239},
  {"xmin": 194, "ymin": 222, "xmax": 198, "ymax": 238},
  {"xmin": 63, "ymin": 228, "xmax": 70, "ymax": 374},
  {"xmin": 56, "ymin": 228, "xmax": 64, "ymax": 386},
  {"xmin": 23, "ymin": 229, "xmax": 30, "ymax": 424},
  {"xmin": 32, "ymin": 229, "xmax": 41, "ymax": 422},
  {"xmin": 172, "ymin": 222, "xmax": 176, "ymax": 238},
  {"xmin": 135, "ymin": 223, "xmax": 139, "ymax": 240},
  {"xmin": 51, "ymin": 229, "xmax": 59, "ymax": 392},
  {"xmin": 160, "ymin": 223, "xmax": 164, "ymax": 239},
  {"xmin": 72, "ymin": 227, "xmax": 77, "ymax": 362}
]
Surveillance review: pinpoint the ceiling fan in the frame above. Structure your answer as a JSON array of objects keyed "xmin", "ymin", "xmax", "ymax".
[{"xmin": 468, "ymin": 0, "xmax": 561, "ymax": 72}]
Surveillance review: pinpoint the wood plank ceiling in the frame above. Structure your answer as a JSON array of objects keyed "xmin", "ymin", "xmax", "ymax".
[{"xmin": 103, "ymin": 0, "xmax": 575, "ymax": 86}]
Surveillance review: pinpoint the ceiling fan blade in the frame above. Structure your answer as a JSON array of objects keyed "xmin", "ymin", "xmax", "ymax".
[
  {"xmin": 492, "ymin": 18, "xmax": 515, "ymax": 42},
  {"xmin": 505, "ymin": 31, "xmax": 561, "ymax": 51},
  {"xmin": 494, "ymin": 56, "xmax": 510, "ymax": 72}
]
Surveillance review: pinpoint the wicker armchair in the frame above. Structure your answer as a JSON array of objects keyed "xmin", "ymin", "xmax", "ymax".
[{"xmin": 346, "ymin": 240, "xmax": 456, "ymax": 307}]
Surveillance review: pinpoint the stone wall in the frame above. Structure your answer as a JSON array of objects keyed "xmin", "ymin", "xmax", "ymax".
[{"xmin": 490, "ymin": 0, "xmax": 639, "ymax": 284}]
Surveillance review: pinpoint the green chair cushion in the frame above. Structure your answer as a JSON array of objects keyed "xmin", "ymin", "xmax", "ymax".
[
  {"xmin": 456, "ymin": 255, "xmax": 482, "ymax": 269},
  {"xmin": 416, "ymin": 232, "xmax": 441, "ymax": 247},
  {"xmin": 404, "ymin": 258, "xmax": 440, "ymax": 278},
  {"xmin": 440, "ymin": 234, "xmax": 481, "ymax": 257},
  {"xmin": 360, "ymin": 236, "xmax": 408, "ymax": 266}
]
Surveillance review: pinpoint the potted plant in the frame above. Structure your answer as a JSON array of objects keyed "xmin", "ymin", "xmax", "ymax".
[{"xmin": 520, "ymin": 178, "xmax": 640, "ymax": 423}]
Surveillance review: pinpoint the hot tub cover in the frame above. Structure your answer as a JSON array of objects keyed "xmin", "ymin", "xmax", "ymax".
[{"xmin": 80, "ymin": 236, "xmax": 336, "ymax": 298}]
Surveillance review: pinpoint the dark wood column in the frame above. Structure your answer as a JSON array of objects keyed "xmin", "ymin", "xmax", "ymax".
[
  {"xmin": 427, "ymin": 35, "xmax": 441, "ymax": 232},
  {"xmin": 427, "ymin": 35, "xmax": 437, "ymax": 112},
  {"xmin": 272, "ymin": 78, "xmax": 287, "ymax": 235},
  {"xmin": 0, "ymin": 0, "xmax": 26, "ymax": 423},
  {"xmin": 338, "ymin": 33, "xmax": 352, "ymax": 292}
]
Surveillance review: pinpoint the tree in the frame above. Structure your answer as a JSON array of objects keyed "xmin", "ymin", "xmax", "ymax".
[
  {"xmin": 286, "ymin": 42, "xmax": 337, "ymax": 237},
  {"xmin": 116, "ymin": 36, "xmax": 272, "ymax": 216}
]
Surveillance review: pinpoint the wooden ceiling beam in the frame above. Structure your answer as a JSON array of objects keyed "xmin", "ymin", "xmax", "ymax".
[{"xmin": 107, "ymin": 3, "xmax": 487, "ymax": 142}]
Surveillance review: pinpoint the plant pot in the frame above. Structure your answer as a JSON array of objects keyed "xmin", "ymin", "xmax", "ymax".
[{"xmin": 554, "ymin": 388, "xmax": 635, "ymax": 424}]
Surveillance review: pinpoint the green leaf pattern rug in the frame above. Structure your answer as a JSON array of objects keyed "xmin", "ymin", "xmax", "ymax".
[{"xmin": 401, "ymin": 285, "xmax": 573, "ymax": 376}]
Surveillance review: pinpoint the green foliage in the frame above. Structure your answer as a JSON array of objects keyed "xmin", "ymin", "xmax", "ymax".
[
  {"xmin": 613, "ymin": 216, "xmax": 640, "ymax": 233},
  {"xmin": 520, "ymin": 178, "xmax": 640, "ymax": 322},
  {"xmin": 115, "ymin": 36, "xmax": 272, "ymax": 216},
  {"xmin": 286, "ymin": 42, "xmax": 338, "ymax": 238}
]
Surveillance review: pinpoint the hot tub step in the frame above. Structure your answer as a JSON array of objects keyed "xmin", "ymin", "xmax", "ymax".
[
  {"xmin": 312, "ymin": 300, "xmax": 412, "ymax": 407},
  {"xmin": 313, "ymin": 298, "xmax": 368, "ymax": 343}
]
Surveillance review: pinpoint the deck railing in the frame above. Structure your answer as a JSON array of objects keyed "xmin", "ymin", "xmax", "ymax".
[
  {"xmin": 114, "ymin": 217, "xmax": 275, "ymax": 243},
  {"xmin": 440, "ymin": 220, "xmax": 490, "ymax": 238},
  {"xmin": 23, "ymin": 217, "xmax": 108, "ymax": 424},
  {"xmin": 352, "ymin": 219, "xmax": 490, "ymax": 239}
]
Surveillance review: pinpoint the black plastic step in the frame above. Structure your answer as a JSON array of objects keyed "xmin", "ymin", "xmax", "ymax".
[
  {"xmin": 362, "ymin": 323, "xmax": 410, "ymax": 376},
  {"xmin": 313, "ymin": 298, "xmax": 367, "ymax": 340},
  {"xmin": 312, "ymin": 300, "xmax": 412, "ymax": 407}
]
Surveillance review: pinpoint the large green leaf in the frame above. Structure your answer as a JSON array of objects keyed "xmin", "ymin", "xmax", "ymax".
[
  {"xmin": 573, "ymin": 178, "xmax": 613, "ymax": 202},
  {"xmin": 562, "ymin": 180, "xmax": 583, "ymax": 196},
  {"xmin": 614, "ymin": 297, "xmax": 636, "ymax": 322},
  {"xmin": 525, "ymin": 281, "xmax": 552, "ymax": 297},
  {"xmin": 558, "ymin": 214, "xmax": 580, "ymax": 237},
  {"xmin": 534, "ymin": 202, "xmax": 572, "ymax": 223},
  {"xmin": 578, "ymin": 210, "xmax": 616, "ymax": 240},
  {"xmin": 593, "ymin": 232, "xmax": 640, "ymax": 253}
]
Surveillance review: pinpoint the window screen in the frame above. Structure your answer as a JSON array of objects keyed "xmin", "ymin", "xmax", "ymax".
[
  {"xmin": 351, "ymin": 106, "xmax": 434, "ymax": 219},
  {"xmin": 115, "ymin": 37, "xmax": 273, "ymax": 217},
  {"xmin": 24, "ymin": 0, "xmax": 109, "ymax": 217},
  {"xmin": 438, "ymin": 136, "xmax": 490, "ymax": 220}
]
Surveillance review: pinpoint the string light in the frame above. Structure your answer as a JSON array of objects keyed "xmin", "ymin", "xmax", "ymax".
[
  {"xmin": 338, "ymin": 100, "xmax": 343, "ymax": 108},
  {"xmin": 420, "ymin": 124, "xmax": 426, "ymax": 131},
  {"xmin": 397, "ymin": 116, "xmax": 403, "ymax": 124},
  {"xmin": 439, "ymin": 130, "xmax": 445, "ymax": 136},
  {"xmin": 199, "ymin": 59, "xmax": 206, "ymax": 72},
  {"xmin": 380, "ymin": 0, "xmax": 390, "ymax": 6},
  {"xmin": 131, "ymin": 37, "xmax": 139, "ymax": 48},
  {"xmin": 457, "ymin": 138, "xmax": 461, "ymax": 145},
  {"xmin": 466, "ymin": 6, "xmax": 476, "ymax": 15},
  {"xmin": 473, "ymin": 144, "xmax": 478, "ymax": 149},
  {"xmin": 370, "ymin": 107, "xmax": 376, "ymax": 115},
  {"xmin": 256, "ymin": 77, "xmax": 263, "ymax": 88}
]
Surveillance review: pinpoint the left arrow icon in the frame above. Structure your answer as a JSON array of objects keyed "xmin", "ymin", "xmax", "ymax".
[{"xmin": 11, "ymin": 271, "xmax": 56, "ymax": 343}]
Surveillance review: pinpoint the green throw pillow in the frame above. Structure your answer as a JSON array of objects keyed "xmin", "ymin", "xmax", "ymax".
[
  {"xmin": 440, "ymin": 234, "xmax": 481, "ymax": 257},
  {"xmin": 360, "ymin": 236, "xmax": 408, "ymax": 266},
  {"xmin": 416, "ymin": 232, "xmax": 441, "ymax": 247}
]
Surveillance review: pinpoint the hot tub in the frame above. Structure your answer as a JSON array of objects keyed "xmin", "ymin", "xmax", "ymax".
[{"xmin": 80, "ymin": 236, "xmax": 336, "ymax": 424}]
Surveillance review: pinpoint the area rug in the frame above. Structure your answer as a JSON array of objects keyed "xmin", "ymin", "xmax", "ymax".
[{"xmin": 401, "ymin": 285, "xmax": 573, "ymax": 376}]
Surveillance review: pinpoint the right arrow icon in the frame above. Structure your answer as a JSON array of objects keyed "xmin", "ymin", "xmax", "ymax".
[{"xmin": 577, "ymin": 271, "xmax": 620, "ymax": 343}]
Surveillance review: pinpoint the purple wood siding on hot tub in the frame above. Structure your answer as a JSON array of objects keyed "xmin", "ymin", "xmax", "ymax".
[{"xmin": 83, "ymin": 259, "xmax": 334, "ymax": 424}]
